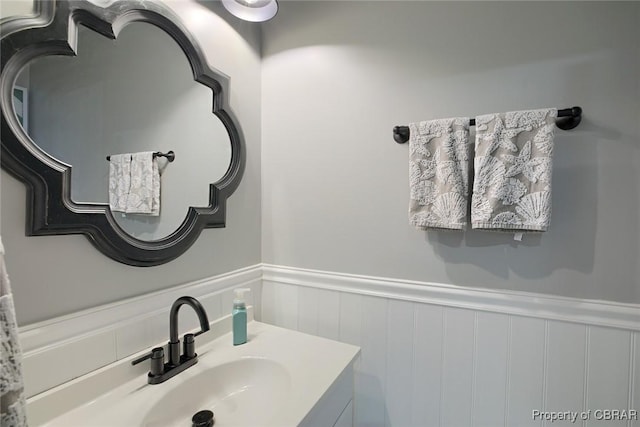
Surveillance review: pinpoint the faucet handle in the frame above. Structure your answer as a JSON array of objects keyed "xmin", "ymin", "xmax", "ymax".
[
  {"xmin": 183, "ymin": 333, "xmax": 196, "ymax": 359},
  {"xmin": 131, "ymin": 346, "xmax": 165, "ymax": 377},
  {"xmin": 149, "ymin": 347, "xmax": 165, "ymax": 377},
  {"xmin": 131, "ymin": 347, "xmax": 164, "ymax": 365},
  {"xmin": 131, "ymin": 350, "xmax": 154, "ymax": 366}
]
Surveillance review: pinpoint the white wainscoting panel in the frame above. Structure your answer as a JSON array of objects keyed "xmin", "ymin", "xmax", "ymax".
[
  {"xmin": 317, "ymin": 288, "xmax": 341, "ymax": 341},
  {"xmin": 19, "ymin": 265, "xmax": 262, "ymax": 397},
  {"xmin": 298, "ymin": 285, "xmax": 320, "ymax": 336},
  {"xmin": 262, "ymin": 265, "xmax": 640, "ymax": 427},
  {"xmin": 585, "ymin": 326, "xmax": 632, "ymax": 426},
  {"xmin": 262, "ymin": 280, "xmax": 298, "ymax": 331},
  {"xmin": 544, "ymin": 321, "xmax": 587, "ymax": 427},
  {"xmin": 633, "ymin": 335, "xmax": 640, "ymax": 427},
  {"xmin": 358, "ymin": 295, "xmax": 388, "ymax": 427},
  {"xmin": 507, "ymin": 316, "xmax": 545, "ymax": 427},
  {"xmin": 472, "ymin": 312, "xmax": 509, "ymax": 427},
  {"xmin": 440, "ymin": 308, "xmax": 475, "ymax": 427},
  {"xmin": 411, "ymin": 303, "xmax": 443, "ymax": 427},
  {"xmin": 385, "ymin": 300, "xmax": 414, "ymax": 427}
]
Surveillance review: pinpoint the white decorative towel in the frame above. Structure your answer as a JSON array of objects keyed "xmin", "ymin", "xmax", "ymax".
[
  {"xmin": 108, "ymin": 153, "xmax": 131, "ymax": 213},
  {"xmin": 471, "ymin": 108, "xmax": 557, "ymax": 231},
  {"xmin": 0, "ymin": 238, "xmax": 29, "ymax": 427},
  {"xmin": 126, "ymin": 152, "xmax": 160, "ymax": 216},
  {"xmin": 409, "ymin": 117, "xmax": 470, "ymax": 230},
  {"xmin": 108, "ymin": 152, "xmax": 160, "ymax": 216}
]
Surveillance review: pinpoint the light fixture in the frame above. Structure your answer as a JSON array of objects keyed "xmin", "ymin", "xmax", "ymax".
[{"xmin": 221, "ymin": 0, "xmax": 278, "ymax": 22}]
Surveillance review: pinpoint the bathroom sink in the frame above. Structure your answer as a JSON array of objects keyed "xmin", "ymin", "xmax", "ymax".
[
  {"xmin": 142, "ymin": 357, "xmax": 291, "ymax": 427},
  {"xmin": 31, "ymin": 322, "xmax": 360, "ymax": 427}
]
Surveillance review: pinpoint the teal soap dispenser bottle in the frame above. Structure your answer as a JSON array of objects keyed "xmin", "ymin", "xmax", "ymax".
[{"xmin": 232, "ymin": 288, "xmax": 249, "ymax": 345}]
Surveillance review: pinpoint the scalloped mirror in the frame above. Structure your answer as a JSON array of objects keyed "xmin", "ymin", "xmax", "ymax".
[{"xmin": 0, "ymin": 0, "xmax": 245, "ymax": 266}]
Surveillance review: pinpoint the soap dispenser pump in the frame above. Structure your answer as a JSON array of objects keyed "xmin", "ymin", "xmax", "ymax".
[{"xmin": 232, "ymin": 288, "xmax": 249, "ymax": 345}]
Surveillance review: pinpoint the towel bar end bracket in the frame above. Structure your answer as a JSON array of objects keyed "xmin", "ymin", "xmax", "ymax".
[
  {"xmin": 555, "ymin": 106, "xmax": 582, "ymax": 131},
  {"xmin": 164, "ymin": 150, "xmax": 176, "ymax": 162},
  {"xmin": 393, "ymin": 126, "xmax": 410, "ymax": 144}
]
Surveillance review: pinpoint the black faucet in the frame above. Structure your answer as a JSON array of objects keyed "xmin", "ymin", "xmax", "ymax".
[{"xmin": 132, "ymin": 296, "xmax": 210, "ymax": 384}]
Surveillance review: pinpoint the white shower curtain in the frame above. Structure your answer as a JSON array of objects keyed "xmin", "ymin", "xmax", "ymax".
[{"xmin": 0, "ymin": 237, "xmax": 28, "ymax": 427}]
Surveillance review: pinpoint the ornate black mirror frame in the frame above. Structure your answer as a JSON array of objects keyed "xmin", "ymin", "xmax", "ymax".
[{"xmin": 0, "ymin": 0, "xmax": 245, "ymax": 266}]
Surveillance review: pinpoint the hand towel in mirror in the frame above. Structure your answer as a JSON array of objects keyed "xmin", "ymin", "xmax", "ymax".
[
  {"xmin": 108, "ymin": 153, "xmax": 131, "ymax": 213},
  {"xmin": 126, "ymin": 151, "xmax": 160, "ymax": 216}
]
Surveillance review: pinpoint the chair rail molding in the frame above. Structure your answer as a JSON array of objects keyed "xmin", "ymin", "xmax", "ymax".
[{"xmin": 262, "ymin": 264, "xmax": 640, "ymax": 331}]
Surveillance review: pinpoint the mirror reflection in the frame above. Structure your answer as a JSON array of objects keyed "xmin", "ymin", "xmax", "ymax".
[{"xmin": 13, "ymin": 22, "xmax": 232, "ymax": 241}]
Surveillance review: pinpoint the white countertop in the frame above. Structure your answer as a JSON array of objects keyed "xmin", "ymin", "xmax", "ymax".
[{"xmin": 28, "ymin": 321, "xmax": 360, "ymax": 427}]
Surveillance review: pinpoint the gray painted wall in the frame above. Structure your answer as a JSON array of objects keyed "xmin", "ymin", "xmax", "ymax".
[
  {"xmin": 3, "ymin": 0, "xmax": 639, "ymax": 326},
  {"xmin": 261, "ymin": 1, "xmax": 640, "ymax": 303},
  {"xmin": 1, "ymin": 0, "xmax": 262, "ymax": 324}
]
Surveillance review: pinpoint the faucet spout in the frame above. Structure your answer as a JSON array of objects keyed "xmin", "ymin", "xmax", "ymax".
[
  {"xmin": 133, "ymin": 295, "xmax": 211, "ymax": 384},
  {"xmin": 169, "ymin": 296, "xmax": 210, "ymax": 342},
  {"xmin": 168, "ymin": 296, "xmax": 210, "ymax": 366}
]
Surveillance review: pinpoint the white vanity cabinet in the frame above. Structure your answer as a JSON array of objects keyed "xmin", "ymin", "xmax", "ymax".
[{"xmin": 300, "ymin": 362, "xmax": 355, "ymax": 427}]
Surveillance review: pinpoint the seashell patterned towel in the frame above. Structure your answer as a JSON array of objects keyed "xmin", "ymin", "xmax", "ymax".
[
  {"xmin": 471, "ymin": 108, "xmax": 557, "ymax": 231},
  {"xmin": 409, "ymin": 117, "xmax": 470, "ymax": 230}
]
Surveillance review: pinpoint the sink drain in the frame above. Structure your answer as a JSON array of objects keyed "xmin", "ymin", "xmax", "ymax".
[{"xmin": 192, "ymin": 410, "xmax": 214, "ymax": 427}]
